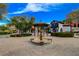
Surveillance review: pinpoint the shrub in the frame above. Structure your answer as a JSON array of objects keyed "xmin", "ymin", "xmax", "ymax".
[
  {"xmin": 51, "ymin": 32, "xmax": 74, "ymax": 37},
  {"xmin": 0, "ymin": 32, "xmax": 11, "ymax": 35},
  {"xmin": 10, "ymin": 33, "xmax": 32, "ymax": 37}
]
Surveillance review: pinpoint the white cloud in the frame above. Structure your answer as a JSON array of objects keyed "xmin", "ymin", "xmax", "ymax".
[
  {"xmin": 8, "ymin": 3, "xmax": 62, "ymax": 14},
  {"xmin": 0, "ymin": 23, "xmax": 6, "ymax": 25}
]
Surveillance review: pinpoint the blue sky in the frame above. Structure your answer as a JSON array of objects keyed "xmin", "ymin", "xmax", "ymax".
[{"xmin": 0, "ymin": 3, "xmax": 79, "ymax": 25}]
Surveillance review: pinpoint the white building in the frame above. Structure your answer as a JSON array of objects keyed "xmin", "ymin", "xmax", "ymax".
[{"xmin": 58, "ymin": 23, "xmax": 71, "ymax": 32}]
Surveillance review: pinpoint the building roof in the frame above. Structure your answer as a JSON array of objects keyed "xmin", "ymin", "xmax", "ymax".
[{"xmin": 34, "ymin": 23, "xmax": 49, "ymax": 26}]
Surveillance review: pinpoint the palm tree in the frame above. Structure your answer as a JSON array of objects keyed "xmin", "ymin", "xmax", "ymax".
[{"xmin": 31, "ymin": 16, "xmax": 35, "ymax": 24}]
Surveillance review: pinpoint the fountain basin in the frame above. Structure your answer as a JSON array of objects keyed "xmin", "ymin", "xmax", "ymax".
[{"xmin": 30, "ymin": 37, "xmax": 52, "ymax": 46}]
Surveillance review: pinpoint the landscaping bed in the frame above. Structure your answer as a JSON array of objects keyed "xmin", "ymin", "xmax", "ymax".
[
  {"xmin": 10, "ymin": 33, "xmax": 32, "ymax": 37},
  {"xmin": 51, "ymin": 32, "xmax": 74, "ymax": 37}
]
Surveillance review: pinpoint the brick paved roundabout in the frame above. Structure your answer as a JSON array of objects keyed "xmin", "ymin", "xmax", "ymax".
[{"xmin": 0, "ymin": 35, "xmax": 79, "ymax": 56}]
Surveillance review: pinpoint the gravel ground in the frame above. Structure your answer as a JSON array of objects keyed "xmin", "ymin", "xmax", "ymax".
[{"xmin": 0, "ymin": 36, "xmax": 79, "ymax": 56}]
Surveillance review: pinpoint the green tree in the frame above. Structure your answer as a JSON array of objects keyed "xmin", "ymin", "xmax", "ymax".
[
  {"xmin": 67, "ymin": 9, "xmax": 79, "ymax": 23},
  {"xmin": 0, "ymin": 25, "xmax": 9, "ymax": 31},
  {"xmin": 11, "ymin": 16, "xmax": 35, "ymax": 34},
  {"xmin": 62, "ymin": 19, "xmax": 66, "ymax": 24},
  {"xmin": 0, "ymin": 4, "xmax": 7, "ymax": 19}
]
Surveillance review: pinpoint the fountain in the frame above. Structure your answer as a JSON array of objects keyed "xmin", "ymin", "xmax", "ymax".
[{"xmin": 31, "ymin": 23, "xmax": 52, "ymax": 46}]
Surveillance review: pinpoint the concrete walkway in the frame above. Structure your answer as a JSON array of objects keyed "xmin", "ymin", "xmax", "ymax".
[{"xmin": 0, "ymin": 36, "xmax": 79, "ymax": 56}]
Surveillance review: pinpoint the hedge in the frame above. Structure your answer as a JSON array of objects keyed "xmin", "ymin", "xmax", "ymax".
[
  {"xmin": 10, "ymin": 33, "xmax": 32, "ymax": 37},
  {"xmin": 0, "ymin": 32, "xmax": 11, "ymax": 35},
  {"xmin": 51, "ymin": 32, "xmax": 74, "ymax": 37}
]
